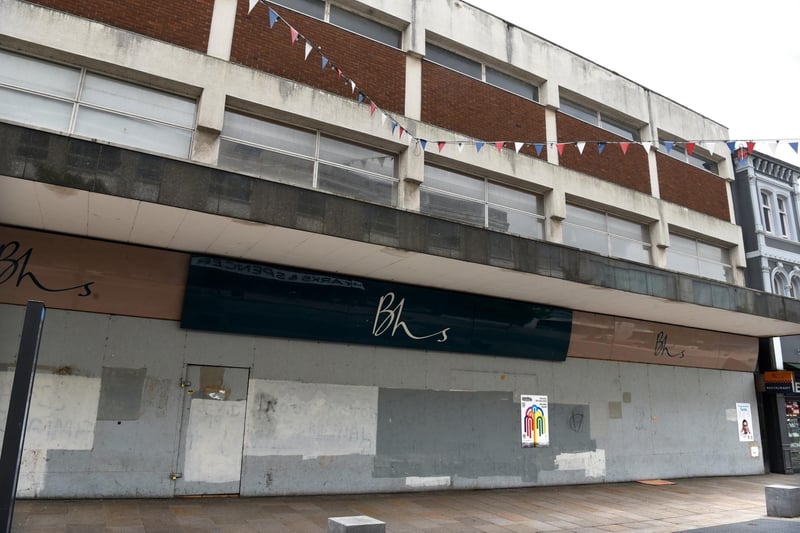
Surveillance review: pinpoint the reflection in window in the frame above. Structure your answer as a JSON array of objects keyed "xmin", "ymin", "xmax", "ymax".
[
  {"xmin": 219, "ymin": 110, "xmax": 397, "ymax": 206},
  {"xmin": 562, "ymin": 204, "xmax": 651, "ymax": 264},
  {"xmin": 420, "ymin": 165, "xmax": 544, "ymax": 239},
  {"xmin": 666, "ymin": 233, "xmax": 732, "ymax": 283},
  {"xmin": 560, "ymin": 98, "xmax": 639, "ymax": 141}
]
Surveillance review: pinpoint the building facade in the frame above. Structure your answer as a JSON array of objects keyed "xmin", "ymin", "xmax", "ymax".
[
  {"xmin": 2, "ymin": 0, "xmax": 800, "ymax": 498},
  {"xmin": 731, "ymin": 151, "xmax": 800, "ymax": 473}
]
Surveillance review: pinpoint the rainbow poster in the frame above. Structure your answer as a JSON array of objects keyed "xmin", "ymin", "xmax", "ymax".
[{"xmin": 521, "ymin": 395, "xmax": 549, "ymax": 448}]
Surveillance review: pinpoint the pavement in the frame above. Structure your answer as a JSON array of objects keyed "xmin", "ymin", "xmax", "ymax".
[{"xmin": 9, "ymin": 473, "xmax": 800, "ymax": 532}]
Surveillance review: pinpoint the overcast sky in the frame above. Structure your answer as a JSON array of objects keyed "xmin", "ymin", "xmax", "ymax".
[{"xmin": 464, "ymin": 0, "xmax": 800, "ymax": 167}]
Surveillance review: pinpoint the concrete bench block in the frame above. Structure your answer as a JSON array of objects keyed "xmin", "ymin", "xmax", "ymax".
[
  {"xmin": 327, "ymin": 515, "xmax": 386, "ymax": 533},
  {"xmin": 765, "ymin": 484, "xmax": 800, "ymax": 518}
]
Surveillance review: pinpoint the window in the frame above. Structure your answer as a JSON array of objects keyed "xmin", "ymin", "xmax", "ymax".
[
  {"xmin": 420, "ymin": 166, "xmax": 544, "ymax": 239},
  {"xmin": 562, "ymin": 205, "xmax": 651, "ymax": 264},
  {"xmin": 778, "ymin": 196, "xmax": 790, "ymax": 238},
  {"xmin": 270, "ymin": 0, "xmax": 401, "ymax": 48},
  {"xmin": 666, "ymin": 233, "xmax": 732, "ymax": 283},
  {"xmin": 425, "ymin": 43, "xmax": 539, "ymax": 102},
  {"xmin": 658, "ymin": 141, "xmax": 719, "ymax": 174},
  {"xmin": 0, "ymin": 49, "xmax": 195, "ymax": 158},
  {"xmin": 761, "ymin": 191, "xmax": 773, "ymax": 233},
  {"xmin": 774, "ymin": 271, "xmax": 793, "ymax": 297},
  {"xmin": 219, "ymin": 110, "xmax": 397, "ymax": 206},
  {"xmin": 560, "ymin": 99, "xmax": 639, "ymax": 141}
]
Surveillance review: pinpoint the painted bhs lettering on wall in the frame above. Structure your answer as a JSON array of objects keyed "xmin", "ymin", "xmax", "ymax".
[{"xmin": 372, "ymin": 292, "xmax": 449, "ymax": 343}]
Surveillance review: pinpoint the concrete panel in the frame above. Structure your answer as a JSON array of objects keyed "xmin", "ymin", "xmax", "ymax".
[
  {"xmin": 97, "ymin": 367, "xmax": 147, "ymax": 421},
  {"xmin": 183, "ymin": 399, "xmax": 246, "ymax": 483}
]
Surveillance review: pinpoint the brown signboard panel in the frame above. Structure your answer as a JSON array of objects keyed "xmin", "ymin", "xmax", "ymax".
[
  {"xmin": 0, "ymin": 225, "xmax": 188, "ymax": 320},
  {"xmin": 568, "ymin": 311, "xmax": 758, "ymax": 372}
]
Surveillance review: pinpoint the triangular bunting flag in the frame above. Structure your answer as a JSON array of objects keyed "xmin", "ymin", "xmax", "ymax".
[
  {"xmin": 391, "ymin": 121, "xmax": 397, "ymax": 134},
  {"xmin": 304, "ymin": 42, "xmax": 313, "ymax": 60},
  {"xmin": 380, "ymin": 113, "xmax": 387, "ymax": 125},
  {"xmin": 336, "ymin": 68, "xmax": 342, "ymax": 80},
  {"xmin": 495, "ymin": 142, "xmax": 504, "ymax": 153},
  {"xmin": 767, "ymin": 141, "xmax": 778, "ymax": 154},
  {"xmin": 369, "ymin": 101, "xmax": 377, "ymax": 116},
  {"xmin": 420, "ymin": 139, "xmax": 428, "ymax": 152},
  {"xmin": 726, "ymin": 141, "xmax": 737, "ymax": 153},
  {"xmin": 268, "ymin": 8, "xmax": 279, "ymax": 28},
  {"xmin": 290, "ymin": 28, "xmax": 299, "ymax": 45},
  {"xmin": 576, "ymin": 141, "xmax": 586, "ymax": 154},
  {"xmin": 438, "ymin": 142, "xmax": 446, "ymax": 153},
  {"xmin": 620, "ymin": 142, "xmax": 630, "ymax": 154},
  {"xmin": 685, "ymin": 142, "xmax": 696, "ymax": 155},
  {"xmin": 350, "ymin": 80, "xmax": 356, "ymax": 93},
  {"xmin": 597, "ymin": 142, "xmax": 606, "ymax": 155},
  {"xmin": 399, "ymin": 127, "xmax": 404, "ymax": 139},
  {"xmin": 321, "ymin": 55, "xmax": 328, "ymax": 71},
  {"xmin": 642, "ymin": 141, "xmax": 652, "ymax": 153},
  {"xmin": 357, "ymin": 92, "xmax": 364, "ymax": 104},
  {"xmin": 664, "ymin": 141, "xmax": 674, "ymax": 153},
  {"xmin": 248, "ymin": 0, "xmax": 259, "ymax": 13},
  {"xmin": 457, "ymin": 142, "xmax": 465, "ymax": 153},
  {"xmin": 476, "ymin": 142, "xmax": 484, "ymax": 152},
  {"xmin": 407, "ymin": 133, "xmax": 414, "ymax": 145},
  {"xmin": 514, "ymin": 142, "xmax": 524, "ymax": 154},
  {"xmin": 557, "ymin": 143, "xmax": 565, "ymax": 156},
  {"xmin": 790, "ymin": 142, "xmax": 799, "ymax": 154},
  {"xmin": 747, "ymin": 141, "xmax": 756, "ymax": 154},
  {"xmin": 534, "ymin": 143, "xmax": 544, "ymax": 156}
]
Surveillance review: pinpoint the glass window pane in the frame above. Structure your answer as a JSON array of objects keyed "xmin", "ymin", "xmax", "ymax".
[
  {"xmin": 0, "ymin": 50, "xmax": 80, "ymax": 99},
  {"xmin": 0, "ymin": 87, "xmax": 73, "ymax": 132},
  {"xmin": 563, "ymin": 224, "xmax": 608, "ymax": 255},
  {"xmin": 319, "ymin": 136, "xmax": 395, "ymax": 177},
  {"xmin": 223, "ymin": 112, "xmax": 316, "ymax": 157},
  {"xmin": 485, "ymin": 67, "xmax": 537, "ymax": 101},
  {"xmin": 219, "ymin": 139, "xmax": 314, "ymax": 187},
  {"xmin": 697, "ymin": 241, "xmax": 727, "ymax": 263},
  {"xmin": 425, "ymin": 44, "xmax": 481, "ymax": 79},
  {"xmin": 317, "ymin": 163, "xmax": 396, "ymax": 205},
  {"xmin": 489, "ymin": 208, "xmax": 542, "ymax": 239},
  {"xmin": 420, "ymin": 190, "xmax": 484, "ymax": 226},
  {"xmin": 74, "ymin": 107, "xmax": 192, "ymax": 158},
  {"xmin": 488, "ymin": 182, "xmax": 540, "ymax": 214},
  {"xmin": 329, "ymin": 6, "xmax": 401, "ymax": 48},
  {"xmin": 699, "ymin": 259, "xmax": 730, "ymax": 283},
  {"xmin": 607, "ymin": 215, "xmax": 648, "ymax": 242},
  {"xmin": 610, "ymin": 237, "xmax": 651, "ymax": 263},
  {"xmin": 600, "ymin": 117, "xmax": 637, "ymax": 141},
  {"xmin": 269, "ymin": 0, "xmax": 324, "ymax": 19},
  {"xmin": 81, "ymin": 74, "xmax": 196, "ymax": 128},
  {"xmin": 560, "ymin": 100, "xmax": 598, "ymax": 125},
  {"xmin": 424, "ymin": 166, "xmax": 484, "ymax": 201},
  {"xmin": 666, "ymin": 251, "xmax": 700, "ymax": 276},
  {"xmin": 566, "ymin": 204, "xmax": 605, "ymax": 229},
  {"xmin": 669, "ymin": 233, "xmax": 697, "ymax": 254}
]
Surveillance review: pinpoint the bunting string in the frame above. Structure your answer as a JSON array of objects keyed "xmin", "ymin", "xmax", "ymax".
[{"xmin": 248, "ymin": 1, "xmax": 800, "ymax": 166}]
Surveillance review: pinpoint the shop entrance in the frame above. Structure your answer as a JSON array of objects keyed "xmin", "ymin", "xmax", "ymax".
[{"xmin": 174, "ymin": 365, "xmax": 250, "ymax": 496}]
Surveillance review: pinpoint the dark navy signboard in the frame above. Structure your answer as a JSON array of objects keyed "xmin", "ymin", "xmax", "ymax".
[{"xmin": 181, "ymin": 256, "xmax": 572, "ymax": 361}]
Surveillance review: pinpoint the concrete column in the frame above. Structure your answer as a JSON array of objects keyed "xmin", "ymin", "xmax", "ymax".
[
  {"xmin": 644, "ymin": 132, "xmax": 660, "ymax": 199},
  {"xmin": 544, "ymin": 185, "xmax": 565, "ymax": 243},
  {"xmin": 191, "ymin": 84, "xmax": 227, "ymax": 164},
  {"xmin": 540, "ymin": 81, "xmax": 560, "ymax": 165},
  {"xmin": 649, "ymin": 215, "xmax": 669, "ymax": 269},
  {"xmin": 397, "ymin": 144, "xmax": 424, "ymax": 211},
  {"xmin": 207, "ymin": 0, "xmax": 238, "ymax": 61},
  {"xmin": 404, "ymin": 54, "xmax": 422, "ymax": 121}
]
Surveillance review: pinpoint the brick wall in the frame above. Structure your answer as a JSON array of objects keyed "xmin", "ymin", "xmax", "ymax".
[
  {"xmin": 231, "ymin": 3, "xmax": 405, "ymax": 115},
  {"xmin": 28, "ymin": 0, "xmax": 213, "ymax": 52},
  {"xmin": 556, "ymin": 113, "xmax": 651, "ymax": 194},
  {"xmin": 657, "ymin": 153, "xmax": 730, "ymax": 221},
  {"xmin": 421, "ymin": 62, "xmax": 547, "ymax": 160}
]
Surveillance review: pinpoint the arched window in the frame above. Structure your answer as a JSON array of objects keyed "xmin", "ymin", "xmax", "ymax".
[
  {"xmin": 773, "ymin": 270, "xmax": 792, "ymax": 296},
  {"xmin": 792, "ymin": 275, "xmax": 800, "ymax": 299}
]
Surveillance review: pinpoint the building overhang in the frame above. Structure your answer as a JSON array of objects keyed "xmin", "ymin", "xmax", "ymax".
[{"xmin": 1, "ymin": 123, "xmax": 799, "ymax": 338}]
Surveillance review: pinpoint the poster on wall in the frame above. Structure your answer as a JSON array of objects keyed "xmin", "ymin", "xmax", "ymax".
[
  {"xmin": 521, "ymin": 395, "xmax": 549, "ymax": 448},
  {"xmin": 736, "ymin": 403, "xmax": 754, "ymax": 442}
]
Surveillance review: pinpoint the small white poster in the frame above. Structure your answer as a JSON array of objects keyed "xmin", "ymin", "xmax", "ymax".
[
  {"xmin": 736, "ymin": 402, "xmax": 754, "ymax": 442},
  {"xmin": 521, "ymin": 395, "xmax": 549, "ymax": 448}
]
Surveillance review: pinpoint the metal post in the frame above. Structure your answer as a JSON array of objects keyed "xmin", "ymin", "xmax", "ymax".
[{"xmin": 0, "ymin": 301, "xmax": 46, "ymax": 533}]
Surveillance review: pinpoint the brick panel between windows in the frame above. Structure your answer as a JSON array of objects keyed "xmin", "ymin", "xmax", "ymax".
[
  {"xmin": 421, "ymin": 62, "xmax": 547, "ymax": 160},
  {"xmin": 28, "ymin": 0, "xmax": 213, "ymax": 52},
  {"xmin": 657, "ymin": 153, "xmax": 730, "ymax": 221},
  {"xmin": 556, "ymin": 113, "xmax": 651, "ymax": 195},
  {"xmin": 231, "ymin": 3, "xmax": 405, "ymax": 115}
]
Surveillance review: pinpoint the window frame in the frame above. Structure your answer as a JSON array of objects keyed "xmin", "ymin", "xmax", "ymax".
[
  {"xmin": 777, "ymin": 195, "xmax": 791, "ymax": 238},
  {"xmin": 666, "ymin": 233, "xmax": 733, "ymax": 283},
  {"xmin": 562, "ymin": 204, "xmax": 652, "ymax": 264},
  {"xmin": 658, "ymin": 139, "xmax": 720, "ymax": 175},
  {"xmin": 560, "ymin": 98, "xmax": 640, "ymax": 142},
  {"xmin": 761, "ymin": 191, "xmax": 774, "ymax": 233}
]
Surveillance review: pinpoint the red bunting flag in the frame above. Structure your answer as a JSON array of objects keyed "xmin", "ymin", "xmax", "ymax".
[
  {"xmin": 685, "ymin": 142, "xmax": 696, "ymax": 155},
  {"xmin": 747, "ymin": 141, "xmax": 756, "ymax": 154},
  {"xmin": 290, "ymin": 28, "xmax": 299, "ymax": 45},
  {"xmin": 438, "ymin": 141, "xmax": 446, "ymax": 153},
  {"xmin": 399, "ymin": 127, "xmax": 405, "ymax": 139},
  {"xmin": 557, "ymin": 143, "xmax": 565, "ymax": 156},
  {"xmin": 620, "ymin": 142, "xmax": 629, "ymax": 154},
  {"xmin": 495, "ymin": 142, "xmax": 504, "ymax": 153},
  {"xmin": 369, "ymin": 101, "xmax": 377, "ymax": 116},
  {"xmin": 336, "ymin": 68, "xmax": 342, "ymax": 80}
]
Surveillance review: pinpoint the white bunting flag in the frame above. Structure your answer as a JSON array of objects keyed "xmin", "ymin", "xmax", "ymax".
[
  {"xmin": 576, "ymin": 141, "xmax": 586, "ymax": 155},
  {"xmin": 248, "ymin": 0, "xmax": 259, "ymax": 13},
  {"xmin": 514, "ymin": 142, "xmax": 524, "ymax": 154},
  {"xmin": 457, "ymin": 142, "xmax": 465, "ymax": 153},
  {"xmin": 304, "ymin": 42, "xmax": 313, "ymax": 60},
  {"xmin": 381, "ymin": 113, "xmax": 387, "ymax": 125},
  {"xmin": 641, "ymin": 141, "xmax": 652, "ymax": 153},
  {"xmin": 350, "ymin": 80, "xmax": 356, "ymax": 93}
]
